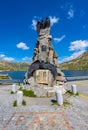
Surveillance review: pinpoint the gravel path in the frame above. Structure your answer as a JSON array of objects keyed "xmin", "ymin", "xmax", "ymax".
[{"xmin": 0, "ymin": 81, "xmax": 88, "ymax": 130}]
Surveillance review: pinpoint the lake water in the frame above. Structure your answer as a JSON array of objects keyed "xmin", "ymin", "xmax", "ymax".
[{"xmin": 0, "ymin": 70, "xmax": 88, "ymax": 82}]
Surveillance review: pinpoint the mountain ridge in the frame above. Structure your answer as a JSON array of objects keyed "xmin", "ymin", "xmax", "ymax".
[{"xmin": 0, "ymin": 51, "xmax": 88, "ymax": 71}]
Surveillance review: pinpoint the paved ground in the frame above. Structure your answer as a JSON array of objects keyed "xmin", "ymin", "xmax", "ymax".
[{"xmin": 0, "ymin": 80, "xmax": 88, "ymax": 130}]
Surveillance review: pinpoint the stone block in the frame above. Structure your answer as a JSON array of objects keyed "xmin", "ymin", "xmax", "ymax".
[
  {"xmin": 47, "ymin": 90, "xmax": 55, "ymax": 97},
  {"xmin": 54, "ymin": 85, "xmax": 66, "ymax": 94}
]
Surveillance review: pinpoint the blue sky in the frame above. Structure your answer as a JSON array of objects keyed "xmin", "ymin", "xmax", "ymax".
[{"xmin": 0, "ymin": 0, "xmax": 88, "ymax": 63}]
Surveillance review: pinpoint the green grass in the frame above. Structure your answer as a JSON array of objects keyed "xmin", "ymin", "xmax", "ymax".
[
  {"xmin": 20, "ymin": 89, "xmax": 36, "ymax": 97},
  {"xmin": 63, "ymin": 100, "xmax": 70, "ymax": 106},
  {"xmin": 66, "ymin": 90, "xmax": 79, "ymax": 96},
  {"xmin": 0, "ymin": 75, "xmax": 10, "ymax": 80},
  {"xmin": 51, "ymin": 100, "xmax": 70, "ymax": 106},
  {"xmin": 66, "ymin": 90, "xmax": 74, "ymax": 96},
  {"xmin": 23, "ymin": 89, "xmax": 36, "ymax": 97},
  {"xmin": 13, "ymin": 99, "xmax": 27, "ymax": 107},
  {"xmin": 51, "ymin": 101, "xmax": 59, "ymax": 106}
]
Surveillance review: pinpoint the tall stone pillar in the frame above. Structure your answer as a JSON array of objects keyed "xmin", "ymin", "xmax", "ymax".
[{"xmin": 24, "ymin": 18, "xmax": 66, "ymax": 97}]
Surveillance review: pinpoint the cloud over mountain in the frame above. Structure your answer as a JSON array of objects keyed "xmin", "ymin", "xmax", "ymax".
[
  {"xmin": 0, "ymin": 54, "xmax": 15, "ymax": 62},
  {"xmin": 69, "ymin": 40, "xmax": 88, "ymax": 51}
]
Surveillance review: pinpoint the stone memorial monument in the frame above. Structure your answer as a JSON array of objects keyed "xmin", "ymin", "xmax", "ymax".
[{"xmin": 24, "ymin": 18, "xmax": 66, "ymax": 97}]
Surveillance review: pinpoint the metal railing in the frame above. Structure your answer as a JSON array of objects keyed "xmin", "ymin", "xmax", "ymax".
[{"xmin": 66, "ymin": 76, "xmax": 88, "ymax": 81}]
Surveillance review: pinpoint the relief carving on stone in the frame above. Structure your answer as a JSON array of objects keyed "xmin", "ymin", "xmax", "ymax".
[{"xmin": 35, "ymin": 70, "xmax": 49, "ymax": 84}]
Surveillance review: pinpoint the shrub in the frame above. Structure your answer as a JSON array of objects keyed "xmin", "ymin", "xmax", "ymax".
[
  {"xmin": 11, "ymin": 91, "xmax": 14, "ymax": 94},
  {"xmin": 10, "ymin": 91, "xmax": 16, "ymax": 94},
  {"xmin": 13, "ymin": 100, "xmax": 17, "ymax": 107},
  {"xmin": 22, "ymin": 100, "xmax": 26, "ymax": 106}
]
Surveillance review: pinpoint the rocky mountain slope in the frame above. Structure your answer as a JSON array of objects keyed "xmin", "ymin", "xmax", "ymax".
[{"xmin": 60, "ymin": 51, "xmax": 88, "ymax": 70}]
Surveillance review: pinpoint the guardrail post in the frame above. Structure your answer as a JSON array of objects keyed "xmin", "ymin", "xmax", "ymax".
[
  {"xmin": 17, "ymin": 91, "xmax": 23, "ymax": 106},
  {"xmin": 71, "ymin": 84, "xmax": 77, "ymax": 94},
  {"xmin": 12, "ymin": 84, "xmax": 17, "ymax": 93},
  {"xmin": 56, "ymin": 90, "xmax": 63, "ymax": 105}
]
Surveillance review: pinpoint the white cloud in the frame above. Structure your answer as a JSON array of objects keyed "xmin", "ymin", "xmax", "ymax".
[
  {"xmin": 31, "ymin": 19, "xmax": 37, "ymax": 30},
  {"xmin": 22, "ymin": 56, "xmax": 32, "ymax": 61},
  {"xmin": 68, "ymin": 9, "xmax": 74, "ymax": 19},
  {"xmin": 59, "ymin": 39, "xmax": 88, "ymax": 63},
  {"xmin": 59, "ymin": 50, "xmax": 85, "ymax": 63},
  {"xmin": 16, "ymin": 42, "xmax": 29, "ymax": 50},
  {"xmin": 49, "ymin": 16, "xmax": 59, "ymax": 26},
  {"xmin": 3, "ymin": 57, "xmax": 15, "ymax": 62},
  {"xmin": 69, "ymin": 40, "xmax": 88, "ymax": 51},
  {"xmin": 54, "ymin": 35, "xmax": 66, "ymax": 43},
  {"xmin": 0, "ymin": 54, "xmax": 15, "ymax": 62},
  {"xmin": 0, "ymin": 54, "xmax": 5, "ymax": 58}
]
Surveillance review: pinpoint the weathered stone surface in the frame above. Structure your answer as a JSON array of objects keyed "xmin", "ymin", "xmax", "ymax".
[
  {"xmin": 39, "ymin": 28, "xmax": 50, "ymax": 36},
  {"xmin": 49, "ymin": 49, "xmax": 54, "ymax": 64},
  {"xmin": 54, "ymin": 85, "xmax": 66, "ymax": 94},
  {"xmin": 36, "ymin": 18, "xmax": 50, "ymax": 34},
  {"xmin": 27, "ymin": 77, "xmax": 35, "ymax": 85},
  {"xmin": 47, "ymin": 90, "xmax": 55, "ymax": 97},
  {"xmin": 56, "ymin": 76, "xmax": 66, "ymax": 83}
]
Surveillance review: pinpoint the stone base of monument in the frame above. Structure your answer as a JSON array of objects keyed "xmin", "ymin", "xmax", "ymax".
[
  {"xmin": 53, "ymin": 85, "xmax": 66, "ymax": 94},
  {"xmin": 23, "ymin": 84, "xmax": 66, "ymax": 97},
  {"xmin": 47, "ymin": 90, "xmax": 56, "ymax": 97}
]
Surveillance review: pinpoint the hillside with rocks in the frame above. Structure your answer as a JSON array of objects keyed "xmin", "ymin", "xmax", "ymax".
[
  {"xmin": 60, "ymin": 51, "xmax": 88, "ymax": 70},
  {"xmin": 0, "ymin": 60, "xmax": 29, "ymax": 71}
]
